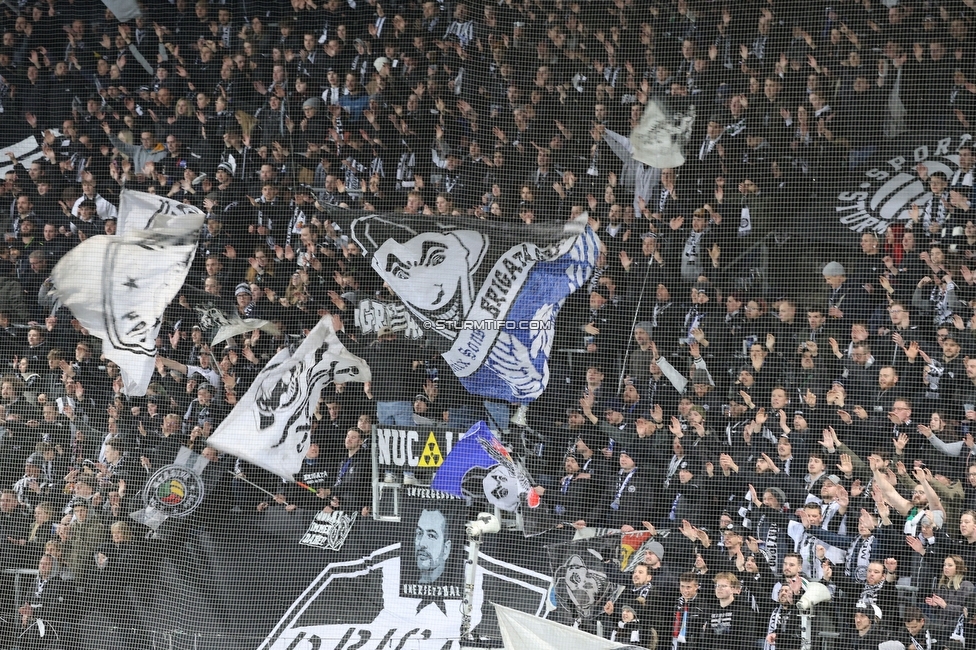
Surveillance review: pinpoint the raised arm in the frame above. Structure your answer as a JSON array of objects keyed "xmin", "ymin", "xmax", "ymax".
[
  {"xmin": 603, "ymin": 128, "xmax": 634, "ymax": 162},
  {"xmin": 156, "ymin": 355, "xmax": 189, "ymax": 376},
  {"xmin": 873, "ymin": 469, "xmax": 913, "ymax": 516}
]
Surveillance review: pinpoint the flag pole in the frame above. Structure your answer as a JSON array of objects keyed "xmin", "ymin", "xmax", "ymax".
[
  {"xmin": 616, "ymin": 243, "xmax": 658, "ymax": 393},
  {"xmin": 226, "ymin": 470, "xmax": 290, "ymax": 506}
]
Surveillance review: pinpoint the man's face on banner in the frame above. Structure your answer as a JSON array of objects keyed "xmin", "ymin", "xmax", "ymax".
[
  {"xmin": 483, "ymin": 465, "xmax": 520, "ymax": 512},
  {"xmin": 372, "ymin": 229, "xmax": 487, "ymax": 321},
  {"xmin": 415, "ymin": 509, "xmax": 451, "ymax": 584}
]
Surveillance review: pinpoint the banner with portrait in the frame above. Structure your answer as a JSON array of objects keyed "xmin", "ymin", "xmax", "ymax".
[
  {"xmin": 350, "ymin": 214, "xmax": 599, "ymax": 403},
  {"xmin": 399, "ymin": 487, "xmax": 466, "ymax": 605}
]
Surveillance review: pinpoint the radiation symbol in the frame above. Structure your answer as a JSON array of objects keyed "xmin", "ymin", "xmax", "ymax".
[{"xmin": 417, "ymin": 431, "xmax": 444, "ymax": 468}]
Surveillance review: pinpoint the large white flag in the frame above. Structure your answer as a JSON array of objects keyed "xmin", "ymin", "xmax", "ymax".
[
  {"xmin": 207, "ymin": 319, "xmax": 371, "ymax": 480},
  {"xmin": 50, "ymin": 193, "xmax": 204, "ymax": 395}
]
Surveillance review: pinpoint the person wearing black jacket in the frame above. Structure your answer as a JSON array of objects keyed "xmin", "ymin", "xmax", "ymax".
[
  {"xmin": 335, "ymin": 318, "xmax": 424, "ymax": 427},
  {"xmin": 574, "ymin": 448, "xmax": 654, "ymax": 531},
  {"xmin": 668, "ymin": 572, "xmax": 712, "ymax": 650},
  {"xmin": 823, "ymin": 558, "xmax": 901, "ymax": 630},
  {"xmin": 326, "ymin": 428, "xmax": 371, "ymax": 517},
  {"xmin": 18, "ymin": 553, "xmax": 68, "ymax": 649},
  {"xmin": 701, "ymin": 572, "xmax": 759, "ymax": 645},
  {"xmin": 544, "ymin": 453, "xmax": 601, "ymax": 523},
  {"xmin": 823, "ymin": 261, "xmax": 874, "ymax": 336},
  {"xmin": 843, "ymin": 600, "xmax": 887, "ymax": 649}
]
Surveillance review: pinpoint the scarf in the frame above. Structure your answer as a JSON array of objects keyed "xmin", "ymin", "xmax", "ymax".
[
  {"xmin": 672, "ymin": 595, "xmax": 695, "ymax": 643},
  {"xmin": 764, "ymin": 605, "xmax": 793, "ymax": 650},
  {"xmin": 859, "ymin": 579, "xmax": 884, "ymax": 607},
  {"xmin": 845, "ymin": 534, "xmax": 875, "ymax": 582}
]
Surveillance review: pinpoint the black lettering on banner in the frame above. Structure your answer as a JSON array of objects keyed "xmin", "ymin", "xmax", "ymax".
[
  {"xmin": 377, "ymin": 429, "xmax": 454, "ymax": 468},
  {"xmin": 345, "ymin": 630, "xmax": 372, "ymax": 650},
  {"xmin": 331, "ymin": 628, "xmax": 355, "ymax": 650},
  {"xmin": 392, "ymin": 628, "xmax": 421, "ymax": 650}
]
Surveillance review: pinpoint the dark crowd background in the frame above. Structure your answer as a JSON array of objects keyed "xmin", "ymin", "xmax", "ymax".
[{"xmin": 3, "ymin": 0, "xmax": 976, "ymax": 648}]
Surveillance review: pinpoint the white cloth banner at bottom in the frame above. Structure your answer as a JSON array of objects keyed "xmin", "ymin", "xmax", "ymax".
[{"xmin": 494, "ymin": 603, "xmax": 633, "ymax": 650}]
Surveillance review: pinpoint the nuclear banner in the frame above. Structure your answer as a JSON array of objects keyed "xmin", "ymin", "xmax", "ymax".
[{"xmin": 373, "ymin": 427, "xmax": 457, "ymax": 469}]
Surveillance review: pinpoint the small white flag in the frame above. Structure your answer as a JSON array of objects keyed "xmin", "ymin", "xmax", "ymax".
[
  {"xmin": 629, "ymin": 98, "xmax": 696, "ymax": 169},
  {"xmin": 101, "ymin": 0, "xmax": 141, "ymax": 22},
  {"xmin": 207, "ymin": 319, "xmax": 371, "ymax": 480}
]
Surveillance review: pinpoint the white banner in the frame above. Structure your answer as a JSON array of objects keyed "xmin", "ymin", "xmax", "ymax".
[
  {"xmin": 207, "ymin": 319, "xmax": 371, "ymax": 480},
  {"xmin": 495, "ymin": 604, "xmax": 630, "ymax": 650},
  {"xmin": 50, "ymin": 195, "xmax": 204, "ymax": 395}
]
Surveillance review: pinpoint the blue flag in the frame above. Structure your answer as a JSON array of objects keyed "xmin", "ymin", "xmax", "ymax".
[
  {"xmin": 430, "ymin": 422, "xmax": 507, "ymax": 498},
  {"xmin": 350, "ymin": 214, "xmax": 599, "ymax": 403},
  {"xmin": 431, "ymin": 422, "xmax": 556, "ymax": 537}
]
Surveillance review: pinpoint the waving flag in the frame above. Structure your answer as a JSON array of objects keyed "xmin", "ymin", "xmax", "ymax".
[
  {"xmin": 101, "ymin": 0, "xmax": 141, "ymax": 22},
  {"xmin": 0, "ymin": 130, "xmax": 62, "ymax": 178},
  {"xmin": 431, "ymin": 422, "xmax": 556, "ymax": 537},
  {"xmin": 182, "ymin": 286, "xmax": 279, "ymax": 345},
  {"xmin": 351, "ymin": 214, "xmax": 599, "ymax": 403},
  {"xmin": 50, "ymin": 194, "xmax": 204, "ymax": 395},
  {"xmin": 431, "ymin": 422, "xmax": 510, "ymax": 498},
  {"xmin": 116, "ymin": 188, "xmax": 203, "ymax": 236},
  {"xmin": 630, "ymin": 97, "xmax": 697, "ymax": 169},
  {"xmin": 207, "ymin": 318, "xmax": 370, "ymax": 480}
]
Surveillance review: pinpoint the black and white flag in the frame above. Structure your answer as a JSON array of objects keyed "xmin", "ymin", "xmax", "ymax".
[
  {"xmin": 183, "ymin": 286, "xmax": 279, "ymax": 345},
  {"xmin": 350, "ymin": 214, "xmax": 598, "ymax": 403},
  {"xmin": 207, "ymin": 318, "xmax": 371, "ymax": 480},
  {"xmin": 630, "ymin": 98, "xmax": 697, "ymax": 169},
  {"xmin": 50, "ymin": 193, "xmax": 204, "ymax": 395}
]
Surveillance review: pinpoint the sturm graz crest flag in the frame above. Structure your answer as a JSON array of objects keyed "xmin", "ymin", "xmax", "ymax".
[
  {"xmin": 350, "ymin": 214, "xmax": 599, "ymax": 403},
  {"xmin": 207, "ymin": 318, "xmax": 371, "ymax": 480}
]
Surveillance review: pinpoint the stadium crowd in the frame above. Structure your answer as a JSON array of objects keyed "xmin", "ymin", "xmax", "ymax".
[{"xmin": 3, "ymin": 0, "xmax": 976, "ymax": 648}]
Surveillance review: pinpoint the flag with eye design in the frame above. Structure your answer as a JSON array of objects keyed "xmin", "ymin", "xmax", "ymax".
[{"xmin": 350, "ymin": 214, "xmax": 599, "ymax": 403}]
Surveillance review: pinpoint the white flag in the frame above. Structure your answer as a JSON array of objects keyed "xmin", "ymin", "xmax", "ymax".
[
  {"xmin": 0, "ymin": 130, "xmax": 62, "ymax": 178},
  {"xmin": 50, "ymin": 195, "xmax": 204, "ymax": 396},
  {"xmin": 629, "ymin": 98, "xmax": 696, "ymax": 169},
  {"xmin": 207, "ymin": 319, "xmax": 371, "ymax": 480},
  {"xmin": 183, "ymin": 286, "xmax": 280, "ymax": 346},
  {"xmin": 100, "ymin": 0, "xmax": 141, "ymax": 22},
  {"xmin": 116, "ymin": 188, "xmax": 202, "ymax": 236}
]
